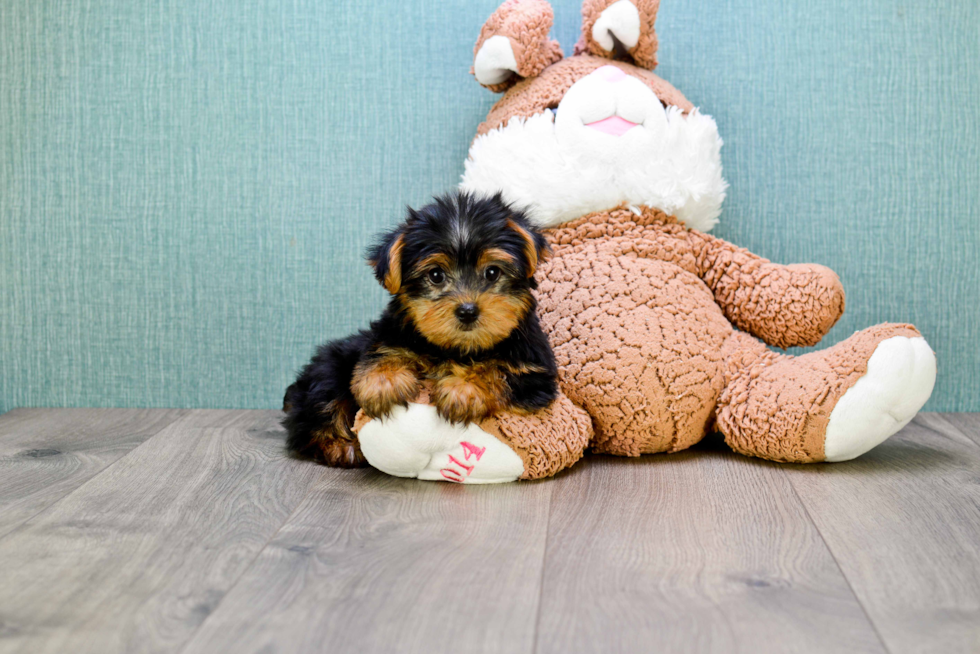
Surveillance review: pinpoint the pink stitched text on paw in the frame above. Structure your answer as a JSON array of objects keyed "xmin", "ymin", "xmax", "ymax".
[{"xmin": 461, "ymin": 441, "xmax": 486, "ymax": 461}]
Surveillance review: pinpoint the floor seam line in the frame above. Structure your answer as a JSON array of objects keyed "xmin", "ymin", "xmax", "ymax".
[
  {"xmin": 0, "ymin": 409, "xmax": 190, "ymax": 543},
  {"xmin": 928, "ymin": 414, "xmax": 980, "ymax": 451},
  {"xmin": 782, "ymin": 469, "xmax": 895, "ymax": 654},
  {"xmin": 531, "ymin": 482, "xmax": 555, "ymax": 654}
]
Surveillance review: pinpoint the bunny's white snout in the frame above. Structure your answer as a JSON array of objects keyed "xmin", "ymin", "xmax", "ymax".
[{"xmin": 555, "ymin": 65, "xmax": 668, "ymax": 161}]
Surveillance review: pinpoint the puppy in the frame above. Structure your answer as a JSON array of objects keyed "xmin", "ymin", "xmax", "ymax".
[{"xmin": 283, "ymin": 192, "xmax": 558, "ymax": 467}]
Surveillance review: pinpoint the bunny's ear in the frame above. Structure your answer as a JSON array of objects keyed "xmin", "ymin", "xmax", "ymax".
[
  {"xmin": 472, "ymin": 0, "xmax": 564, "ymax": 93},
  {"xmin": 575, "ymin": 0, "xmax": 660, "ymax": 70}
]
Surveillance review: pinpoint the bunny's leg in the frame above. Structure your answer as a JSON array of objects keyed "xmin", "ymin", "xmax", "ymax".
[
  {"xmin": 716, "ymin": 325, "xmax": 936, "ymax": 463},
  {"xmin": 355, "ymin": 388, "xmax": 592, "ymax": 483}
]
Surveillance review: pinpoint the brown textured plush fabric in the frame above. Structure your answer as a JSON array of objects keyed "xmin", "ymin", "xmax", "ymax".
[
  {"xmin": 476, "ymin": 55, "xmax": 693, "ymax": 136},
  {"xmin": 529, "ymin": 205, "xmax": 862, "ymax": 462},
  {"xmin": 481, "ymin": 393, "xmax": 593, "ymax": 479},
  {"xmin": 524, "ymin": 206, "xmax": 917, "ymax": 469},
  {"xmin": 688, "ymin": 232, "xmax": 846, "ymax": 349},
  {"xmin": 472, "ymin": 0, "xmax": 565, "ymax": 93},
  {"xmin": 575, "ymin": 0, "xmax": 661, "ymax": 70},
  {"xmin": 716, "ymin": 324, "xmax": 923, "ymax": 462},
  {"xmin": 538, "ymin": 207, "xmax": 731, "ymax": 456}
]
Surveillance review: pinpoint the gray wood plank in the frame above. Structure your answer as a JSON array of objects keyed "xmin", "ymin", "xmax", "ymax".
[
  {"xmin": 784, "ymin": 414, "xmax": 980, "ymax": 654},
  {"xmin": 0, "ymin": 408, "xmax": 186, "ymax": 538},
  {"xmin": 179, "ymin": 471, "xmax": 553, "ymax": 654},
  {"xmin": 534, "ymin": 442, "xmax": 887, "ymax": 654},
  {"xmin": 0, "ymin": 409, "xmax": 325, "ymax": 654},
  {"xmin": 931, "ymin": 412, "xmax": 980, "ymax": 449}
]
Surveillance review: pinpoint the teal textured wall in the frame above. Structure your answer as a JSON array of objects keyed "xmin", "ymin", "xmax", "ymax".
[{"xmin": 1, "ymin": 0, "xmax": 977, "ymax": 413}]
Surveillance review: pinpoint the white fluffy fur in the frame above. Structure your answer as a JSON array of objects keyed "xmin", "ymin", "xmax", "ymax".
[{"xmin": 461, "ymin": 68, "xmax": 728, "ymax": 231}]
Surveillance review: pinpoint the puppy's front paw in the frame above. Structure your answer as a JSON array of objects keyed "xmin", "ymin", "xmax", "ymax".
[
  {"xmin": 433, "ymin": 375, "xmax": 504, "ymax": 425},
  {"xmin": 351, "ymin": 354, "xmax": 421, "ymax": 419}
]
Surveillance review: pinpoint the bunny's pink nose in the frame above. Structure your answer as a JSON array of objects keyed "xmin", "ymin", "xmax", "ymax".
[{"xmin": 596, "ymin": 65, "xmax": 628, "ymax": 83}]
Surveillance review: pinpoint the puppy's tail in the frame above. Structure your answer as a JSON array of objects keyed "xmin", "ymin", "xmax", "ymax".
[{"xmin": 282, "ymin": 330, "xmax": 373, "ymax": 467}]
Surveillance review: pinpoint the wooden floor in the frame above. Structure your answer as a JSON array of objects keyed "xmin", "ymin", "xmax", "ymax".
[{"xmin": 0, "ymin": 410, "xmax": 978, "ymax": 654}]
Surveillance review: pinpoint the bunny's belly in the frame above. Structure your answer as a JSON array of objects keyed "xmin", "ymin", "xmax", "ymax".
[{"xmin": 537, "ymin": 250, "xmax": 733, "ymax": 455}]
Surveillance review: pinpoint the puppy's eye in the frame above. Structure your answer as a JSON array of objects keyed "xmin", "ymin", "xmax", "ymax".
[
  {"xmin": 484, "ymin": 266, "xmax": 501, "ymax": 283},
  {"xmin": 427, "ymin": 268, "xmax": 446, "ymax": 285}
]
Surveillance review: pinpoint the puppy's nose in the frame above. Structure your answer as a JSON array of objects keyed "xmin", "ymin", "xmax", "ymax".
[{"xmin": 455, "ymin": 303, "xmax": 480, "ymax": 324}]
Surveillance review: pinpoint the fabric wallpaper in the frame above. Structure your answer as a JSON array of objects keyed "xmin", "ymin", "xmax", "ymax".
[{"xmin": 1, "ymin": 0, "xmax": 977, "ymax": 412}]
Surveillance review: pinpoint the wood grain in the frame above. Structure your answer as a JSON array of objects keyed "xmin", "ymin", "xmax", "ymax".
[
  {"xmin": 0, "ymin": 408, "xmax": 186, "ymax": 539},
  {"xmin": 0, "ymin": 409, "xmax": 324, "ymax": 654},
  {"xmin": 932, "ymin": 412, "xmax": 980, "ymax": 449},
  {"xmin": 534, "ymin": 440, "xmax": 887, "ymax": 654},
  {"xmin": 179, "ymin": 471, "xmax": 553, "ymax": 654},
  {"xmin": 1, "ymin": 410, "xmax": 978, "ymax": 654},
  {"xmin": 784, "ymin": 414, "xmax": 980, "ymax": 654}
]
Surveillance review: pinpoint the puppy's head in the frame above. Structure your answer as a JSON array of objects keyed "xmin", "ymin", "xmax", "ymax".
[{"xmin": 368, "ymin": 192, "xmax": 549, "ymax": 353}]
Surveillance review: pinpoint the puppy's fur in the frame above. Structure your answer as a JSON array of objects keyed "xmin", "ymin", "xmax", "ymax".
[{"xmin": 283, "ymin": 192, "xmax": 558, "ymax": 467}]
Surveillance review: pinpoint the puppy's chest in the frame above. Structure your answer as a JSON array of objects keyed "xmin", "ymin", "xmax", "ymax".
[{"xmin": 416, "ymin": 356, "xmax": 526, "ymax": 381}]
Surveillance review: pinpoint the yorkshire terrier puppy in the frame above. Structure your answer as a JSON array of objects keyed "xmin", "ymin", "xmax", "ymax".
[{"xmin": 283, "ymin": 192, "xmax": 558, "ymax": 467}]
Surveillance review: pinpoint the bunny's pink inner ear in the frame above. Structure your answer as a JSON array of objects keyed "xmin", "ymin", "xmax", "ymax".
[
  {"xmin": 575, "ymin": 0, "xmax": 660, "ymax": 70},
  {"xmin": 472, "ymin": 0, "xmax": 564, "ymax": 93}
]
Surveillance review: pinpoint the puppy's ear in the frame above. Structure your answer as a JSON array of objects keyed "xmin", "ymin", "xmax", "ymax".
[
  {"xmin": 367, "ymin": 228, "xmax": 406, "ymax": 294},
  {"xmin": 507, "ymin": 217, "xmax": 551, "ymax": 278}
]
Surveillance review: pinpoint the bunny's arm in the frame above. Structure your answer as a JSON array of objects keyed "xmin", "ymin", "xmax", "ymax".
[{"xmin": 686, "ymin": 230, "xmax": 845, "ymax": 349}]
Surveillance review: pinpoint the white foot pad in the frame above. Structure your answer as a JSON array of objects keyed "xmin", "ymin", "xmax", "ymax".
[
  {"xmin": 358, "ymin": 403, "xmax": 525, "ymax": 484},
  {"xmin": 824, "ymin": 336, "xmax": 937, "ymax": 462}
]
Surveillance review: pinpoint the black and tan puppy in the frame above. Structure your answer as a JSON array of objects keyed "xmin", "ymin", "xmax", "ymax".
[{"xmin": 283, "ymin": 192, "xmax": 558, "ymax": 467}]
